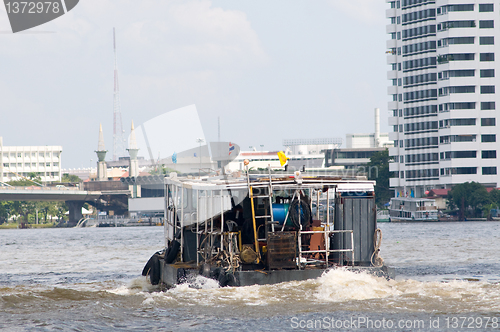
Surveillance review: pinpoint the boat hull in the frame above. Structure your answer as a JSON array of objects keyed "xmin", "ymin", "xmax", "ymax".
[
  {"xmin": 390, "ymin": 217, "xmax": 438, "ymax": 222},
  {"xmin": 158, "ymin": 259, "xmax": 395, "ymax": 288}
]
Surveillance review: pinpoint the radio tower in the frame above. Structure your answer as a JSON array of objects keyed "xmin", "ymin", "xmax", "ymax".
[{"xmin": 113, "ymin": 27, "xmax": 126, "ymax": 161}]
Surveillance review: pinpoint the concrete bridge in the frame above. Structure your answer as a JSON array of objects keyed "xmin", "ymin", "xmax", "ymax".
[{"xmin": 0, "ymin": 186, "xmax": 104, "ymax": 223}]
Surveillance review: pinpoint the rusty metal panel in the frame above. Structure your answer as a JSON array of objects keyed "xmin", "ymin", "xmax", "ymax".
[{"xmin": 267, "ymin": 232, "xmax": 297, "ymax": 269}]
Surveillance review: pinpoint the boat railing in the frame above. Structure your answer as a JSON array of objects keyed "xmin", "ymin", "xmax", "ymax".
[{"xmin": 298, "ymin": 229, "xmax": 354, "ymax": 267}]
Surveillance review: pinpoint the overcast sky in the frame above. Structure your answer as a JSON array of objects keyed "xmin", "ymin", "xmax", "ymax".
[{"xmin": 0, "ymin": 0, "xmax": 389, "ymax": 168}]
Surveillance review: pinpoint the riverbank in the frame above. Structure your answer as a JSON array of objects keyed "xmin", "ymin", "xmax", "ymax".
[{"xmin": 0, "ymin": 222, "xmax": 56, "ymax": 229}]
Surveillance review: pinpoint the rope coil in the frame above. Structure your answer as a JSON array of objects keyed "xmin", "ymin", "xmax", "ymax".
[{"xmin": 370, "ymin": 228, "xmax": 384, "ymax": 267}]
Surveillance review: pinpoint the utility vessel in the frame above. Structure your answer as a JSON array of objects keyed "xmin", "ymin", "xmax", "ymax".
[{"xmin": 143, "ymin": 170, "xmax": 393, "ymax": 288}]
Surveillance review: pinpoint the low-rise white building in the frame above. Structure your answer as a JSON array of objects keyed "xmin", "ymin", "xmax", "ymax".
[{"xmin": 0, "ymin": 137, "xmax": 62, "ymax": 183}]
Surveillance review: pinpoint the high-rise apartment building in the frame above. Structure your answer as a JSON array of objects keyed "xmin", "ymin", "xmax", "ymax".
[{"xmin": 387, "ymin": 0, "xmax": 500, "ymax": 197}]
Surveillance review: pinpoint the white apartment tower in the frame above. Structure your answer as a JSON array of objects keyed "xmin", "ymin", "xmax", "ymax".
[{"xmin": 387, "ymin": 0, "xmax": 500, "ymax": 197}]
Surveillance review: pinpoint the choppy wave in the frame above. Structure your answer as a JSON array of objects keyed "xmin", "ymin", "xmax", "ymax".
[{"xmin": 98, "ymin": 268, "xmax": 500, "ymax": 315}]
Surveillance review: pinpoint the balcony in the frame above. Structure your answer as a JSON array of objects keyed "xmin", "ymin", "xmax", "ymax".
[
  {"xmin": 389, "ymin": 177, "xmax": 400, "ymax": 188},
  {"xmin": 386, "ymin": 39, "xmax": 397, "ymax": 49},
  {"xmin": 387, "ymin": 101, "xmax": 398, "ymax": 110},
  {"xmin": 389, "ymin": 162, "xmax": 400, "ymax": 172},
  {"xmin": 388, "ymin": 116, "xmax": 399, "ymax": 126},
  {"xmin": 386, "ymin": 24, "xmax": 397, "ymax": 34},
  {"xmin": 386, "ymin": 53, "xmax": 397, "ymax": 65},
  {"xmin": 386, "ymin": 8, "xmax": 396, "ymax": 18},
  {"xmin": 387, "ymin": 71, "xmax": 398, "ymax": 80},
  {"xmin": 387, "ymin": 85, "xmax": 398, "ymax": 95},
  {"xmin": 388, "ymin": 147, "xmax": 399, "ymax": 156}
]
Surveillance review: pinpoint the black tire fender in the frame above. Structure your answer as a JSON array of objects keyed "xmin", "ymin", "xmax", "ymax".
[
  {"xmin": 142, "ymin": 254, "xmax": 161, "ymax": 285},
  {"xmin": 165, "ymin": 240, "xmax": 180, "ymax": 264},
  {"xmin": 218, "ymin": 272, "xmax": 239, "ymax": 287}
]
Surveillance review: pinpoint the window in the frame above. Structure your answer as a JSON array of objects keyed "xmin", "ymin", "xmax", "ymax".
[
  {"xmin": 440, "ymin": 135, "xmax": 476, "ymax": 143},
  {"xmin": 480, "ymin": 37, "xmax": 494, "ymax": 45},
  {"xmin": 17, "ymin": 163, "xmax": 21, "ymax": 167},
  {"xmin": 46, "ymin": 152, "xmax": 51, "ymax": 158},
  {"xmin": 437, "ymin": 53, "xmax": 475, "ymax": 64},
  {"xmin": 482, "ymin": 150, "xmax": 496, "ymax": 159},
  {"xmin": 46, "ymin": 162, "xmax": 50, "ymax": 167},
  {"xmin": 10, "ymin": 153, "xmax": 15, "ymax": 157},
  {"xmin": 454, "ymin": 167, "xmax": 477, "ymax": 175},
  {"xmin": 398, "ymin": 63, "xmax": 401, "ymax": 71},
  {"xmin": 31, "ymin": 163, "xmax": 36, "ymax": 167},
  {"xmin": 480, "ymin": 53, "xmax": 495, "ymax": 62},
  {"xmin": 391, "ymin": 63, "xmax": 397, "ymax": 71},
  {"xmin": 2, "ymin": 164, "xmax": 7, "ymax": 168},
  {"xmin": 53, "ymin": 162, "xmax": 59, "ymax": 167},
  {"xmin": 397, "ymin": 16, "xmax": 401, "ymax": 24},
  {"xmin": 440, "ymin": 102, "xmax": 476, "ymax": 112},
  {"xmin": 479, "ymin": 20, "xmax": 494, "ymax": 29},
  {"xmin": 39, "ymin": 163, "xmax": 44, "ymax": 167},
  {"xmin": 438, "ymin": 20, "xmax": 476, "ymax": 31},
  {"xmin": 439, "ymin": 37, "xmax": 474, "ymax": 47},
  {"xmin": 24, "ymin": 153, "xmax": 29, "ymax": 157},
  {"xmin": 31, "ymin": 152, "xmax": 36, "ymax": 157},
  {"xmin": 481, "ymin": 86, "xmax": 495, "ymax": 94},
  {"xmin": 480, "ymin": 69, "xmax": 495, "ymax": 78},
  {"xmin": 483, "ymin": 167, "xmax": 497, "ymax": 175},
  {"xmin": 439, "ymin": 86, "xmax": 475, "ymax": 96},
  {"xmin": 391, "ymin": 32, "xmax": 396, "ymax": 40},
  {"xmin": 24, "ymin": 163, "xmax": 29, "ymax": 167},
  {"xmin": 481, "ymin": 102, "xmax": 496, "ymax": 110},
  {"xmin": 391, "ymin": 17, "xmax": 396, "ymax": 24},
  {"xmin": 441, "ymin": 118, "xmax": 476, "ymax": 127},
  {"xmin": 451, "ymin": 151, "xmax": 477, "ymax": 159},
  {"xmin": 482, "ymin": 134, "xmax": 496, "ymax": 142},
  {"xmin": 440, "ymin": 4, "xmax": 474, "ymax": 13},
  {"xmin": 2, "ymin": 153, "xmax": 7, "ymax": 158},
  {"xmin": 390, "ymin": 1, "xmax": 395, "ymax": 8},
  {"xmin": 481, "ymin": 118, "xmax": 496, "ymax": 126},
  {"xmin": 39, "ymin": 152, "xmax": 44, "ymax": 157},
  {"xmin": 17, "ymin": 153, "xmax": 21, "ymax": 158},
  {"xmin": 402, "ymin": 24, "xmax": 436, "ymax": 40},
  {"xmin": 397, "ymin": 32, "xmax": 401, "ymax": 40},
  {"xmin": 479, "ymin": 4, "xmax": 494, "ymax": 12}
]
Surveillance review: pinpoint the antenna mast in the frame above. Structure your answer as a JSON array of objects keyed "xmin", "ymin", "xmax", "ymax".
[{"xmin": 113, "ymin": 27, "xmax": 126, "ymax": 161}]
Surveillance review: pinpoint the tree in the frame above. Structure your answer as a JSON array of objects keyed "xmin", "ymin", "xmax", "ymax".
[
  {"xmin": 448, "ymin": 182, "xmax": 491, "ymax": 219},
  {"xmin": 61, "ymin": 173, "xmax": 81, "ymax": 183},
  {"xmin": 366, "ymin": 149, "xmax": 392, "ymax": 207}
]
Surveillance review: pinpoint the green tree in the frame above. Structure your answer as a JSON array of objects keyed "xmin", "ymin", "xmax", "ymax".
[
  {"xmin": 0, "ymin": 201, "xmax": 12, "ymax": 224},
  {"xmin": 10, "ymin": 201, "xmax": 37, "ymax": 223},
  {"xmin": 366, "ymin": 149, "xmax": 392, "ymax": 207},
  {"xmin": 448, "ymin": 182, "xmax": 491, "ymax": 219},
  {"xmin": 61, "ymin": 173, "xmax": 81, "ymax": 182}
]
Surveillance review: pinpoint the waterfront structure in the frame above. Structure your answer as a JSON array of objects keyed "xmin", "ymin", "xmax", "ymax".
[
  {"xmin": 387, "ymin": 0, "xmax": 500, "ymax": 197},
  {"xmin": 325, "ymin": 109, "xmax": 393, "ymax": 169},
  {"xmin": 127, "ymin": 121, "xmax": 139, "ymax": 178},
  {"xmin": 95, "ymin": 124, "xmax": 108, "ymax": 181},
  {"xmin": 0, "ymin": 137, "xmax": 62, "ymax": 183}
]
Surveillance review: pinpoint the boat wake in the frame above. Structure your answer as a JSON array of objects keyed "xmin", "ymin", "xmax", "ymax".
[{"xmin": 111, "ymin": 268, "xmax": 500, "ymax": 314}]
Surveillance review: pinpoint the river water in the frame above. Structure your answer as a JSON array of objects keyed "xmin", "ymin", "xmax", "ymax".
[{"xmin": 1, "ymin": 222, "xmax": 500, "ymax": 331}]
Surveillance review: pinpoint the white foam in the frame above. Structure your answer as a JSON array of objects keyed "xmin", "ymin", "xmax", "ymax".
[{"xmin": 313, "ymin": 268, "xmax": 399, "ymax": 302}]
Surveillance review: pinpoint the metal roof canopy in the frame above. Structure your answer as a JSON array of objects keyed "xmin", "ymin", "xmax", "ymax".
[{"xmin": 164, "ymin": 175, "xmax": 375, "ymax": 192}]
